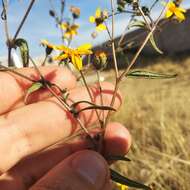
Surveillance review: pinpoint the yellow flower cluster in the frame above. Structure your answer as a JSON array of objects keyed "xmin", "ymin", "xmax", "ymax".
[
  {"xmin": 164, "ymin": 1, "xmax": 186, "ymax": 22},
  {"xmin": 60, "ymin": 22, "xmax": 79, "ymax": 39},
  {"xmin": 89, "ymin": 8, "xmax": 108, "ymax": 31}
]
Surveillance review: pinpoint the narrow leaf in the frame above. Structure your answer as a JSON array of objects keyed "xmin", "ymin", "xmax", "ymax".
[
  {"xmin": 25, "ymin": 82, "xmax": 43, "ymax": 104},
  {"xmin": 15, "ymin": 38, "xmax": 29, "ymax": 67},
  {"xmin": 149, "ymin": 34, "xmax": 163, "ymax": 54},
  {"xmin": 127, "ymin": 70, "xmax": 177, "ymax": 79},
  {"xmin": 106, "ymin": 155, "xmax": 131, "ymax": 162},
  {"xmin": 77, "ymin": 105, "xmax": 116, "ymax": 114},
  {"xmin": 110, "ymin": 169, "xmax": 151, "ymax": 190}
]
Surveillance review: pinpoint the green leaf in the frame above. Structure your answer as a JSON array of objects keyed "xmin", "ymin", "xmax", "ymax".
[
  {"xmin": 149, "ymin": 34, "xmax": 163, "ymax": 54},
  {"xmin": 127, "ymin": 70, "xmax": 177, "ymax": 79},
  {"xmin": 15, "ymin": 38, "xmax": 29, "ymax": 67},
  {"xmin": 24, "ymin": 82, "xmax": 43, "ymax": 104},
  {"xmin": 106, "ymin": 155, "xmax": 131, "ymax": 162},
  {"xmin": 110, "ymin": 169, "xmax": 151, "ymax": 190},
  {"xmin": 128, "ymin": 20, "xmax": 146, "ymax": 29}
]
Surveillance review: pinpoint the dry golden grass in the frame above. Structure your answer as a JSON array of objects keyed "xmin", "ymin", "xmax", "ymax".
[{"xmin": 110, "ymin": 57, "xmax": 190, "ymax": 190}]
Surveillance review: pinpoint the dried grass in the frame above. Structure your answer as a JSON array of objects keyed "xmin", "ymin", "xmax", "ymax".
[{"xmin": 111, "ymin": 57, "xmax": 190, "ymax": 190}]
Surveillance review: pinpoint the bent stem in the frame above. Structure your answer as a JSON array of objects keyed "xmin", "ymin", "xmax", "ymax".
[
  {"xmin": 79, "ymin": 70, "xmax": 103, "ymax": 128},
  {"xmin": 105, "ymin": 2, "xmax": 167, "ymax": 126}
]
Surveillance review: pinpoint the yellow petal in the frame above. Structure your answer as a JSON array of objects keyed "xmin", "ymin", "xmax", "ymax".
[
  {"xmin": 165, "ymin": 10, "xmax": 173, "ymax": 18},
  {"xmin": 76, "ymin": 44, "xmax": 92, "ymax": 54},
  {"xmin": 167, "ymin": 1, "xmax": 175, "ymax": 8},
  {"xmin": 89, "ymin": 16, "xmax": 95, "ymax": 23},
  {"xmin": 71, "ymin": 55, "xmax": 82, "ymax": 70},
  {"xmin": 177, "ymin": 7, "xmax": 186, "ymax": 13},
  {"xmin": 60, "ymin": 22, "xmax": 69, "ymax": 30},
  {"xmin": 53, "ymin": 54, "xmax": 69, "ymax": 61},
  {"xmin": 96, "ymin": 23, "xmax": 106, "ymax": 31},
  {"xmin": 95, "ymin": 8, "xmax": 101, "ymax": 18},
  {"xmin": 64, "ymin": 32, "xmax": 71, "ymax": 39},
  {"xmin": 175, "ymin": 10, "xmax": 185, "ymax": 21}
]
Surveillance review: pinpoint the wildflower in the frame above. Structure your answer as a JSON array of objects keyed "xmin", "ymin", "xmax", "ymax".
[
  {"xmin": 41, "ymin": 39, "xmax": 55, "ymax": 55},
  {"xmin": 70, "ymin": 6, "xmax": 81, "ymax": 19},
  {"xmin": 60, "ymin": 22, "xmax": 79, "ymax": 39},
  {"xmin": 164, "ymin": 1, "xmax": 186, "ymax": 21},
  {"xmin": 54, "ymin": 44, "xmax": 92, "ymax": 70},
  {"xmin": 89, "ymin": 8, "xmax": 108, "ymax": 31},
  {"xmin": 116, "ymin": 182, "xmax": 128, "ymax": 190},
  {"xmin": 93, "ymin": 51, "xmax": 107, "ymax": 70}
]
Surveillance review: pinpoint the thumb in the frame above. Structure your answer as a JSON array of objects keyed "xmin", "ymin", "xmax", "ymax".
[{"xmin": 30, "ymin": 150, "xmax": 111, "ymax": 190}]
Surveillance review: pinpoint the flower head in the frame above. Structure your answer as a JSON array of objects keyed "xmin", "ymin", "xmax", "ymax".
[
  {"xmin": 60, "ymin": 22, "xmax": 79, "ymax": 39},
  {"xmin": 53, "ymin": 44, "xmax": 92, "ymax": 70},
  {"xmin": 164, "ymin": 1, "xmax": 186, "ymax": 22},
  {"xmin": 89, "ymin": 8, "xmax": 108, "ymax": 31},
  {"xmin": 41, "ymin": 39, "xmax": 56, "ymax": 55},
  {"xmin": 93, "ymin": 51, "xmax": 108, "ymax": 70},
  {"xmin": 70, "ymin": 6, "xmax": 81, "ymax": 19}
]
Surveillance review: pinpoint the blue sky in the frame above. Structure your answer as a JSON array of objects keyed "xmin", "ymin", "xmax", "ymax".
[{"xmin": 0, "ymin": 0, "xmax": 189, "ymax": 58}]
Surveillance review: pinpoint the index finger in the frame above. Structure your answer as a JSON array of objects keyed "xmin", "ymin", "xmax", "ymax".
[{"xmin": 0, "ymin": 66, "xmax": 76, "ymax": 114}]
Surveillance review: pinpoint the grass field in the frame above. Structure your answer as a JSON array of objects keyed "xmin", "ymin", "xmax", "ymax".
[{"xmin": 109, "ymin": 57, "xmax": 190, "ymax": 190}]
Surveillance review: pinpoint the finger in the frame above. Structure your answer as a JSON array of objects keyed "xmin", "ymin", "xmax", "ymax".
[
  {"xmin": 30, "ymin": 150, "xmax": 110, "ymax": 190},
  {"xmin": 0, "ymin": 123, "xmax": 130, "ymax": 190},
  {"xmin": 0, "ymin": 66, "xmax": 76, "ymax": 114},
  {"xmin": 0, "ymin": 82, "xmax": 122, "ymax": 173},
  {"xmin": 104, "ymin": 122, "xmax": 132, "ymax": 156}
]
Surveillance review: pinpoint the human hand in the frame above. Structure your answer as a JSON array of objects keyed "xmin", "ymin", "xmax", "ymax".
[{"xmin": 0, "ymin": 66, "xmax": 131, "ymax": 190}]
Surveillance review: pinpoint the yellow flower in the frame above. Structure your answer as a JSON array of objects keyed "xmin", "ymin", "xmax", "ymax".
[
  {"xmin": 60, "ymin": 22, "xmax": 79, "ymax": 39},
  {"xmin": 53, "ymin": 44, "xmax": 92, "ymax": 70},
  {"xmin": 116, "ymin": 182, "xmax": 128, "ymax": 190},
  {"xmin": 164, "ymin": 1, "xmax": 186, "ymax": 21},
  {"xmin": 89, "ymin": 8, "xmax": 108, "ymax": 31},
  {"xmin": 41, "ymin": 39, "xmax": 55, "ymax": 49}
]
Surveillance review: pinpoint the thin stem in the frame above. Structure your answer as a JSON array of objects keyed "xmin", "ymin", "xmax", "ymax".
[
  {"xmin": 29, "ymin": 56, "xmax": 44, "ymax": 79},
  {"xmin": 79, "ymin": 70, "xmax": 102, "ymax": 127},
  {"xmin": 2, "ymin": 0, "xmax": 12, "ymax": 66},
  {"xmin": 41, "ymin": 54, "xmax": 48, "ymax": 66},
  {"xmin": 96, "ymin": 70, "xmax": 105, "ymax": 126},
  {"xmin": 0, "ymin": 64, "xmax": 36, "ymax": 82},
  {"xmin": 104, "ymin": 22, "xmax": 112, "ymax": 40},
  {"xmin": 2, "ymin": 0, "xmax": 9, "ymax": 41},
  {"xmin": 150, "ymin": 0, "xmax": 159, "ymax": 11},
  {"xmin": 138, "ymin": 6, "xmax": 151, "ymax": 30},
  {"xmin": 105, "ymin": 1, "xmax": 168, "ymax": 125},
  {"xmin": 104, "ymin": 78, "xmax": 119, "ymax": 126},
  {"xmin": 110, "ymin": 0, "xmax": 119, "ymax": 78},
  {"xmin": 13, "ymin": 0, "xmax": 36, "ymax": 40}
]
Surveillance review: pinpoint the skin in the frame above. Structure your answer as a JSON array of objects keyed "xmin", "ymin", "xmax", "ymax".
[{"xmin": 0, "ymin": 66, "xmax": 132, "ymax": 190}]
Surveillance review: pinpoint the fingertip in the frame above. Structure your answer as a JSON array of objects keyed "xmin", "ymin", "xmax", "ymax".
[{"xmin": 104, "ymin": 122, "xmax": 132, "ymax": 156}]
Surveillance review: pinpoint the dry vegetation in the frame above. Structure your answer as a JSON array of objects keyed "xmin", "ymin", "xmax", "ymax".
[{"xmin": 110, "ymin": 57, "xmax": 190, "ymax": 190}]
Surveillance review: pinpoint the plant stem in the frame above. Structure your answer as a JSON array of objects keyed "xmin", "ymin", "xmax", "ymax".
[
  {"xmin": 13, "ymin": 0, "xmax": 36, "ymax": 40},
  {"xmin": 0, "ymin": 64, "xmax": 35, "ymax": 82},
  {"xmin": 96, "ymin": 70, "xmax": 105, "ymax": 126},
  {"xmin": 105, "ymin": 1, "xmax": 168, "ymax": 125},
  {"xmin": 138, "ymin": 6, "xmax": 151, "ymax": 30},
  {"xmin": 79, "ymin": 70, "xmax": 103, "ymax": 127},
  {"xmin": 110, "ymin": 0, "xmax": 119, "ymax": 79}
]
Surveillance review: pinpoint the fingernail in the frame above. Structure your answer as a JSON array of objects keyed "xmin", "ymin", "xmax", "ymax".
[{"xmin": 71, "ymin": 150, "xmax": 108, "ymax": 190}]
